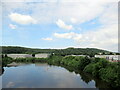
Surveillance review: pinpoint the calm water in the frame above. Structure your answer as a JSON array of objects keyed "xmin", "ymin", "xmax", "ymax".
[{"xmin": 1, "ymin": 63, "xmax": 107, "ymax": 88}]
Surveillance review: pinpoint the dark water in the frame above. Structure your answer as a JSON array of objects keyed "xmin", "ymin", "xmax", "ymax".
[{"xmin": 1, "ymin": 63, "xmax": 109, "ymax": 88}]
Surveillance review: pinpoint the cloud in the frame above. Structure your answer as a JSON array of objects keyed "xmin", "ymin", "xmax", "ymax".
[
  {"xmin": 2, "ymin": 0, "xmax": 26, "ymax": 2},
  {"xmin": 3, "ymin": 1, "xmax": 118, "ymax": 25},
  {"xmin": 6, "ymin": 82, "xmax": 14, "ymax": 88},
  {"xmin": 54, "ymin": 23, "xmax": 118, "ymax": 51},
  {"xmin": 99, "ymin": 3, "xmax": 118, "ymax": 26},
  {"xmin": 74, "ymin": 24, "xmax": 118, "ymax": 51},
  {"xmin": 53, "ymin": 2, "xmax": 118, "ymax": 51},
  {"xmin": 56, "ymin": 19, "xmax": 73, "ymax": 30},
  {"xmin": 42, "ymin": 37, "xmax": 53, "ymax": 41},
  {"xmin": 1, "ymin": 0, "xmax": 119, "ymax": 2},
  {"xmin": 2, "ymin": 0, "xmax": 118, "ymax": 51},
  {"xmin": 54, "ymin": 32, "xmax": 82, "ymax": 40},
  {"xmin": 9, "ymin": 13, "xmax": 37, "ymax": 25},
  {"xmin": 54, "ymin": 32, "xmax": 74, "ymax": 39},
  {"xmin": 70, "ymin": 18, "xmax": 77, "ymax": 23},
  {"xmin": 9, "ymin": 24, "xmax": 17, "ymax": 29}
]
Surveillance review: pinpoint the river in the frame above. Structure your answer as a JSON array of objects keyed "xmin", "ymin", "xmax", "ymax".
[{"xmin": 1, "ymin": 62, "xmax": 109, "ymax": 88}]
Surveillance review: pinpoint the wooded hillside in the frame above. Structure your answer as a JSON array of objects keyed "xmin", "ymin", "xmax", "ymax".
[{"xmin": 1, "ymin": 46, "xmax": 112, "ymax": 56}]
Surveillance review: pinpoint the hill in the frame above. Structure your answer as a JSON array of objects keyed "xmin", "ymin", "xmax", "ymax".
[{"xmin": 0, "ymin": 46, "xmax": 113, "ymax": 56}]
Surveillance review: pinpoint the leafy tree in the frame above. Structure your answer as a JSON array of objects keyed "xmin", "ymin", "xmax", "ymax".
[
  {"xmin": 99, "ymin": 66, "xmax": 118, "ymax": 87},
  {"xmin": 78, "ymin": 56, "xmax": 91, "ymax": 70},
  {"xmin": 32, "ymin": 54, "xmax": 35, "ymax": 57},
  {"xmin": 83, "ymin": 63, "xmax": 95, "ymax": 74}
]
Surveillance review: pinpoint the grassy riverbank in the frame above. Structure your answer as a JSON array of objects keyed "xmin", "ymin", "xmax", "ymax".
[{"xmin": 2, "ymin": 55, "xmax": 120, "ymax": 88}]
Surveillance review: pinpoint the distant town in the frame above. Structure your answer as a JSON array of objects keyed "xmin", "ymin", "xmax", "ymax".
[{"xmin": 1, "ymin": 53, "xmax": 120, "ymax": 62}]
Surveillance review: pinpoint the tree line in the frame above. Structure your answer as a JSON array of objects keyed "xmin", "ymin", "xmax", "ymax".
[{"xmin": 1, "ymin": 46, "xmax": 117, "ymax": 56}]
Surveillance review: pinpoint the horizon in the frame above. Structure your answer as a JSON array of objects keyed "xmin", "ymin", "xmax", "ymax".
[
  {"xmin": 1, "ymin": 45, "xmax": 114, "ymax": 53},
  {"xmin": 1, "ymin": 0, "xmax": 118, "ymax": 52}
]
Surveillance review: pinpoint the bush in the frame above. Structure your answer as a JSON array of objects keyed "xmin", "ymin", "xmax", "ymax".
[
  {"xmin": 91, "ymin": 58, "xmax": 109, "ymax": 77},
  {"xmin": 99, "ymin": 66, "xmax": 118, "ymax": 87},
  {"xmin": 83, "ymin": 63, "xmax": 95, "ymax": 74},
  {"xmin": 61, "ymin": 56, "xmax": 75, "ymax": 66},
  {"xmin": 2, "ymin": 57, "xmax": 13, "ymax": 66},
  {"xmin": 78, "ymin": 56, "xmax": 91, "ymax": 70}
]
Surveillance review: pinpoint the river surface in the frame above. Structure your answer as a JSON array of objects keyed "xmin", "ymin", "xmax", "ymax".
[{"xmin": 1, "ymin": 62, "xmax": 108, "ymax": 88}]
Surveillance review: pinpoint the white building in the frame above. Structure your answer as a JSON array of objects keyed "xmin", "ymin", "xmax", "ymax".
[
  {"xmin": 35, "ymin": 53, "xmax": 50, "ymax": 58},
  {"xmin": 67, "ymin": 55, "xmax": 89, "ymax": 57},
  {"xmin": 7, "ymin": 54, "xmax": 33, "ymax": 59},
  {"xmin": 95, "ymin": 55, "xmax": 120, "ymax": 62}
]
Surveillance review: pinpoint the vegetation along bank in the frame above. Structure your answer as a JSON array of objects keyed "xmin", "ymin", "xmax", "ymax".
[{"xmin": 2, "ymin": 55, "xmax": 120, "ymax": 88}]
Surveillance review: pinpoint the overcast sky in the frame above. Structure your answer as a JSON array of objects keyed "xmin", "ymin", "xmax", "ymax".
[{"xmin": 1, "ymin": 0, "xmax": 119, "ymax": 52}]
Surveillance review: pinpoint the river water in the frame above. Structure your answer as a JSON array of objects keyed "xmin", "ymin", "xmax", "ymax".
[{"xmin": 1, "ymin": 62, "xmax": 109, "ymax": 88}]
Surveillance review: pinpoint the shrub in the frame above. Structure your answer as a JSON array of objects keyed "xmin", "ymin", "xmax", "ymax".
[
  {"xmin": 99, "ymin": 66, "xmax": 118, "ymax": 87},
  {"xmin": 83, "ymin": 63, "xmax": 95, "ymax": 74},
  {"xmin": 78, "ymin": 56, "xmax": 91, "ymax": 70}
]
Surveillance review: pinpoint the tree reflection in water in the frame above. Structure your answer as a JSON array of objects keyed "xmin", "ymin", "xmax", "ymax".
[{"xmin": 1, "ymin": 61, "xmax": 114, "ymax": 88}]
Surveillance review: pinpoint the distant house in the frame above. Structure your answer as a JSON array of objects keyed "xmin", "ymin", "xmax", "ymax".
[
  {"xmin": 66, "ymin": 55, "xmax": 89, "ymax": 57},
  {"xmin": 95, "ymin": 55, "xmax": 120, "ymax": 62},
  {"xmin": 35, "ymin": 53, "xmax": 50, "ymax": 58},
  {"xmin": 7, "ymin": 54, "xmax": 33, "ymax": 59}
]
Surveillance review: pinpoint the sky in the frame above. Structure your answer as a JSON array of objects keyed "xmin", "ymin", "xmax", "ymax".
[{"xmin": 1, "ymin": 0, "xmax": 119, "ymax": 52}]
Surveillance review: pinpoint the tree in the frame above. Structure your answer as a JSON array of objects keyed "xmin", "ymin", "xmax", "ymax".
[
  {"xmin": 32, "ymin": 54, "xmax": 35, "ymax": 57},
  {"xmin": 78, "ymin": 56, "xmax": 91, "ymax": 70},
  {"xmin": 5, "ymin": 54, "xmax": 7, "ymax": 57},
  {"xmin": 89, "ymin": 53, "xmax": 95, "ymax": 57},
  {"xmin": 109, "ymin": 52, "xmax": 113, "ymax": 55}
]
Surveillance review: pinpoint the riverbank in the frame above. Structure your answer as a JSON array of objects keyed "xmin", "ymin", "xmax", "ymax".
[{"xmin": 2, "ymin": 55, "xmax": 120, "ymax": 88}]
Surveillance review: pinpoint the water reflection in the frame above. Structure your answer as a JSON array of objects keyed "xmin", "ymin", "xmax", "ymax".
[
  {"xmin": 1, "ymin": 62, "xmax": 110, "ymax": 88},
  {"xmin": 62, "ymin": 65, "xmax": 111, "ymax": 88},
  {"xmin": 0, "ymin": 67, "xmax": 4, "ymax": 76}
]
